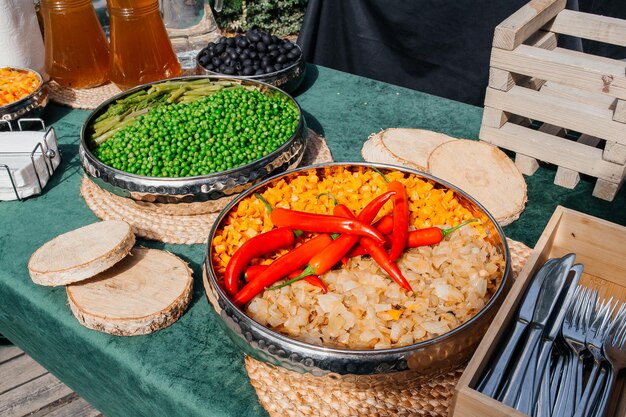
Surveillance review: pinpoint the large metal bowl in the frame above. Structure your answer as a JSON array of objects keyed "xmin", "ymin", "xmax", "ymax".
[
  {"xmin": 203, "ymin": 163, "xmax": 511, "ymax": 385},
  {"xmin": 0, "ymin": 67, "xmax": 48, "ymax": 122},
  {"xmin": 196, "ymin": 44, "xmax": 306, "ymax": 94},
  {"xmin": 80, "ymin": 76, "xmax": 307, "ymax": 203}
]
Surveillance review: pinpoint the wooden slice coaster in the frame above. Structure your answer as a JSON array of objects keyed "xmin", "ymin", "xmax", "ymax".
[
  {"xmin": 428, "ymin": 140, "xmax": 527, "ymax": 226},
  {"xmin": 28, "ymin": 221, "xmax": 135, "ymax": 286},
  {"xmin": 362, "ymin": 128, "xmax": 456, "ymax": 171},
  {"xmin": 66, "ymin": 247, "xmax": 193, "ymax": 336},
  {"xmin": 242, "ymin": 239, "xmax": 531, "ymax": 417}
]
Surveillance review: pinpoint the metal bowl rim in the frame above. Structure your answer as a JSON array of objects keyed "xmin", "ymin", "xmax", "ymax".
[
  {"xmin": 80, "ymin": 75, "xmax": 305, "ymax": 184},
  {"xmin": 196, "ymin": 44, "xmax": 304, "ymax": 80},
  {"xmin": 204, "ymin": 161, "xmax": 511, "ymax": 357},
  {"xmin": 0, "ymin": 66, "xmax": 46, "ymax": 112}
]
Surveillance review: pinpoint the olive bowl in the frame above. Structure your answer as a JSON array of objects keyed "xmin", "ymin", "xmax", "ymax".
[
  {"xmin": 80, "ymin": 75, "xmax": 307, "ymax": 204},
  {"xmin": 196, "ymin": 44, "xmax": 306, "ymax": 94},
  {"xmin": 203, "ymin": 162, "xmax": 511, "ymax": 386},
  {"xmin": 0, "ymin": 67, "xmax": 48, "ymax": 123}
]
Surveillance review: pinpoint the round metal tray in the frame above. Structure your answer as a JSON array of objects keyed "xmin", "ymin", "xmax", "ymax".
[
  {"xmin": 203, "ymin": 163, "xmax": 511, "ymax": 380},
  {"xmin": 80, "ymin": 76, "xmax": 308, "ymax": 203},
  {"xmin": 0, "ymin": 67, "xmax": 48, "ymax": 122},
  {"xmin": 196, "ymin": 45, "xmax": 306, "ymax": 94}
]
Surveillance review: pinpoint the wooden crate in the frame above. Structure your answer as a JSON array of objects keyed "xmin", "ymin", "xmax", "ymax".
[
  {"xmin": 450, "ymin": 206, "xmax": 626, "ymax": 417},
  {"xmin": 480, "ymin": 0, "xmax": 626, "ymax": 201}
]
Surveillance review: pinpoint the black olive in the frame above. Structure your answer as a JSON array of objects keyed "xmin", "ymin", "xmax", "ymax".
[
  {"xmin": 269, "ymin": 50, "xmax": 280, "ymax": 58},
  {"xmin": 256, "ymin": 42, "xmax": 267, "ymax": 52},
  {"xmin": 242, "ymin": 67, "xmax": 255, "ymax": 76},
  {"xmin": 219, "ymin": 64, "xmax": 227, "ymax": 72},
  {"xmin": 242, "ymin": 59, "xmax": 253, "ymax": 67},
  {"xmin": 247, "ymin": 32, "xmax": 261, "ymax": 43},
  {"xmin": 234, "ymin": 47, "xmax": 242, "ymax": 55},
  {"xmin": 211, "ymin": 57, "xmax": 221, "ymax": 67},
  {"xmin": 237, "ymin": 38, "xmax": 249, "ymax": 48},
  {"xmin": 278, "ymin": 47, "xmax": 286, "ymax": 55},
  {"xmin": 235, "ymin": 62, "xmax": 242, "ymax": 71},
  {"xmin": 273, "ymin": 63, "xmax": 283, "ymax": 72},
  {"xmin": 282, "ymin": 63, "xmax": 291, "ymax": 69},
  {"xmin": 223, "ymin": 66, "xmax": 236, "ymax": 75},
  {"xmin": 223, "ymin": 56, "xmax": 232, "ymax": 66},
  {"xmin": 214, "ymin": 43, "xmax": 226, "ymax": 54},
  {"xmin": 198, "ymin": 56, "xmax": 209, "ymax": 66},
  {"xmin": 261, "ymin": 56, "xmax": 272, "ymax": 66},
  {"xmin": 229, "ymin": 51, "xmax": 238, "ymax": 60},
  {"xmin": 283, "ymin": 41, "xmax": 294, "ymax": 51},
  {"xmin": 267, "ymin": 44, "xmax": 277, "ymax": 51},
  {"xmin": 265, "ymin": 66, "xmax": 274, "ymax": 73},
  {"xmin": 206, "ymin": 41, "xmax": 216, "ymax": 48},
  {"xmin": 262, "ymin": 33, "xmax": 272, "ymax": 45},
  {"xmin": 252, "ymin": 63, "xmax": 260, "ymax": 70},
  {"xmin": 255, "ymin": 68, "xmax": 265, "ymax": 75},
  {"xmin": 201, "ymin": 48, "xmax": 210, "ymax": 56},
  {"xmin": 248, "ymin": 51, "xmax": 258, "ymax": 59},
  {"xmin": 257, "ymin": 52, "xmax": 266, "ymax": 59},
  {"xmin": 276, "ymin": 54, "xmax": 287, "ymax": 64},
  {"xmin": 226, "ymin": 37, "xmax": 236, "ymax": 47},
  {"xmin": 271, "ymin": 35, "xmax": 280, "ymax": 44},
  {"xmin": 217, "ymin": 37, "xmax": 227, "ymax": 44},
  {"xmin": 206, "ymin": 64, "xmax": 214, "ymax": 71},
  {"xmin": 287, "ymin": 51, "xmax": 299, "ymax": 61}
]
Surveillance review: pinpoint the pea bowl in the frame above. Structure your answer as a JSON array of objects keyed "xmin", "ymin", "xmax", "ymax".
[{"xmin": 79, "ymin": 75, "xmax": 308, "ymax": 203}]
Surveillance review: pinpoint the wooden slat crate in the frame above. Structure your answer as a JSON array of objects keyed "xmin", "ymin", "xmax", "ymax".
[{"xmin": 479, "ymin": 0, "xmax": 626, "ymax": 201}]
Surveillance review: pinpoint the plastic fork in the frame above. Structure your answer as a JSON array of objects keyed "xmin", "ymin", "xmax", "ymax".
[{"xmin": 592, "ymin": 304, "xmax": 626, "ymax": 417}]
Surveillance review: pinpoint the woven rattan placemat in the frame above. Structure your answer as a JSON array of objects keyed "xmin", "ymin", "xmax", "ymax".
[
  {"xmin": 48, "ymin": 81, "xmax": 123, "ymax": 110},
  {"xmin": 81, "ymin": 130, "xmax": 333, "ymax": 244},
  {"xmin": 245, "ymin": 239, "xmax": 531, "ymax": 417}
]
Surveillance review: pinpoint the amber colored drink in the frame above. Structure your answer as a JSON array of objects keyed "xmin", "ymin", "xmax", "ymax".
[
  {"xmin": 41, "ymin": 0, "xmax": 109, "ymax": 89},
  {"xmin": 107, "ymin": 0, "xmax": 181, "ymax": 90}
]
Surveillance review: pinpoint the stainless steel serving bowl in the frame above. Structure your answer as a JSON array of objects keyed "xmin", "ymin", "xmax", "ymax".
[
  {"xmin": 203, "ymin": 163, "xmax": 511, "ymax": 384},
  {"xmin": 196, "ymin": 45, "xmax": 306, "ymax": 94},
  {"xmin": 0, "ymin": 67, "xmax": 48, "ymax": 122},
  {"xmin": 80, "ymin": 75, "xmax": 307, "ymax": 203}
]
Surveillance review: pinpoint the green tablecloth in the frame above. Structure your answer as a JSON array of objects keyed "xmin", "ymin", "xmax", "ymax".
[{"xmin": 0, "ymin": 64, "xmax": 624, "ymax": 417}]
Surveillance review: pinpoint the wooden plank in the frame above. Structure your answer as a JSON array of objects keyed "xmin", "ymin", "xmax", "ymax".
[
  {"xmin": 31, "ymin": 393, "xmax": 102, "ymax": 417},
  {"xmin": 484, "ymin": 85, "xmax": 626, "ymax": 144},
  {"xmin": 514, "ymin": 153, "xmax": 540, "ymax": 175},
  {"xmin": 540, "ymin": 81, "xmax": 615, "ymax": 110},
  {"xmin": 480, "ymin": 123, "xmax": 626, "ymax": 182},
  {"xmin": 493, "ymin": 0, "xmax": 566, "ymax": 50},
  {"xmin": 545, "ymin": 9, "xmax": 626, "ymax": 47},
  {"xmin": 0, "ymin": 345, "xmax": 24, "ymax": 364},
  {"xmin": 604, "ymin": 141, "xmax": 626, "ymax": 165},
  {"xmin": 490, "ymin": 45, "xmax": 626, "ymax": 100},
  {"xmin": 0, "ymin": 373, "xmax": 73, "ymax": 417},
  {"xmin": 488, "ymin": 68, "xmax": 516, "ymax": 92},
  {"xmin": 0, "ymin": 353, "xmax": 48, "ymax": 395},
  {"xmin": 523, "ymin": 29, "xmax": 557, "ymax": 50},
  {"xmin": 593, "ymin": 178, "xmax": 622, "ymax": 201},
  {"xmin": 482, "ymin": 106, "xmax": 510, "ymax": 128},
  {"xmin": 614, "ymin": 99, "xmax": 626, "ymax": 124},
  {"xmin": 554, "ymin": 134, "xmax": 603, "ymax": 189}
]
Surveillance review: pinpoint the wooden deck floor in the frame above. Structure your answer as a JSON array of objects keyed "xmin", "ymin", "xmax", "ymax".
[{"xmin": 0, "ymin": 345, "xmax": 102, "ymax": 417}]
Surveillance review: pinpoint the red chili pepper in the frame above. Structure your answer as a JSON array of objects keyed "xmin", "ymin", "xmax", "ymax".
[
  {"xmin": 269, "ymin": 191, "xmax": 396, "ymax": 289},
  {"xmin": 407, "ymin": 219, "xmax": 477, "ymax": 247},
  {"xmin": 387, "ymin": 180, "xmax": 409, "ymax": 262},
  {"xmin": 335, "ymin": 205, "xmax": 412, "ymax": 292},
  {"xmin": 345, "ymin": 219, "xmax": 477, "ymax": 261},
  {"xmin": 271, "ymin": 208, "xmax": 387, "ymax": 245},
  {"xmin": 244, "ymin": 265, "xmax": 328, "ymax": 293},
  {"xmin": 222, "ymin": 227, "xmax": 301, "ymax": 297},
  {"xmin": 373, "ymin": 215, "xmax": 394, "ymax": 234},
  {"xmin": 232, "ymin": 234, "xmax": 333, "ymax": 305}
]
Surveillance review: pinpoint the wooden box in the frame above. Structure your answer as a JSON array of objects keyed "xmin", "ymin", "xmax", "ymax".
[
  {"xmin": 480, "ymin": 0, "xmax": 626, "ymax": 201},
  {"xmin": 451, "ymin": 206, "xmax": 626, "ymax": 417}
]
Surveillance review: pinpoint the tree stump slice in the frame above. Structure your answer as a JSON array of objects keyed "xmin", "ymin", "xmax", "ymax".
[
  {"xmin": 66, "ymin": 248, "xmax": 193, "ymax": 336},
  {"xmin": 428, "ymin": 140, "xmax": 527, "ymax": 226},
  {"xmin": 28, "ymin": 221, "xmax": 135, "ymax": 286},
  {"xmin": 362, "ymin": 128, "xmax": 455, "ymax": 171}
]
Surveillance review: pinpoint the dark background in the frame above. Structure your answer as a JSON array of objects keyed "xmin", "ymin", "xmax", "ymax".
[{"xmin": 298, "ymin": 0, "xmax": 626, "ymax": 105}]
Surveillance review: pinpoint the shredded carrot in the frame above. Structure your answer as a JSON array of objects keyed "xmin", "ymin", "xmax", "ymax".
[
  {"xmin": 211, "ymin": 167, "xmax": 484, "ymax": 276},
  {"xmin": 0, "ymin": 68, "xmax": 40, "ymax": 106}
]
